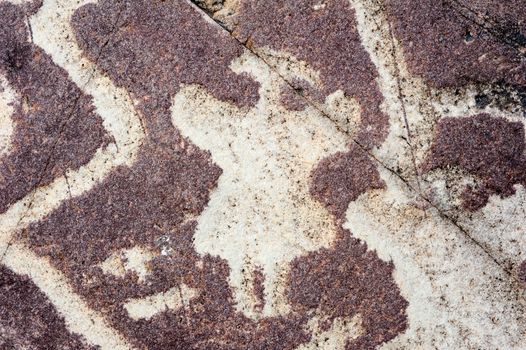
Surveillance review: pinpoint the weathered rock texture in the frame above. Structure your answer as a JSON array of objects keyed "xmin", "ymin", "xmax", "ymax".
[{"xmin": 0, "ymin": 0, "xmax": 525, "ymax": 349}]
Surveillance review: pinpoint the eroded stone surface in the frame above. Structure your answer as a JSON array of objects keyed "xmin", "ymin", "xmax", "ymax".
[{"xmin": 289, "ymin": 228, "xmax": 408, "ymax": 349}]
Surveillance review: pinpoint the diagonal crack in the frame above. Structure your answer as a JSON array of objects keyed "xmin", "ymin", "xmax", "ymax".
[
  {"xmin": 382, "ymin": 6, "xmax": 423, "ymax": 196},
  {"xmin": 186, "ymin": 0, "xmax": 521, "ymax": 283},
  {"xmin": 364, "ymin": 144, "xmax": 517, "ymax": 279},
  {"xmin": 1, "ymin": 6, "xmax": 125, "ymax": 264}
]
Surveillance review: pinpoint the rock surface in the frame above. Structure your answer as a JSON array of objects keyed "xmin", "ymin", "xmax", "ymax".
[{"xmin": 0, "ymin": 0, "xmax": 525, "ymax": 349}]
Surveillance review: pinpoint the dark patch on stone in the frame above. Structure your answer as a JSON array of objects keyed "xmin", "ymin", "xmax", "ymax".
[
  {"xmin": 307, "ymin": 144, "xmax": 408, "ymax": 348},
  {"xmin": 23, "ymin": 138, "xmax": 223, "ymax": 311},
  {"xmin": 464, "ymin": 29, "xmax": 475, "ymax": 43},
  {"xmin": 0, "ymin": 266, "xmax": 95, "ymax": 350},
  {"xmin": 310, "ymin": 144, "xmax": 385, "ymax": 218},
  {"xmin": 289, "ymin": 228, "xmax": 409, "ymax": 349},
  {"xmin": 384, "ymin": 0, "xmax": 526, "ymax": 89},
  {"xmin": 280, "ymin": 84, "xmax": 307, "ymax": 111},
  {"xmin": 470, "ymin": 83, "xmax": 526, "ymax": 115},
  {"xmin": 253, "ymin": 266, "xmax": 266, "ymax": 313},
  {"xmin": 475, "ymin": 93, "xmax": 491, "ymax": 109},
  {"xmin": 519, "ymin": 260, "xmax": 526, "ymax": 284},
  {"xmin": 423, "ymin": 113, "xmax": 526, "ymax": 211},
  {"xmin": 0, "ymin": 2, "xmax": 110, "ymax": 214},
  {"xmin": 233, "ymin": 0, "xmax": 390, "ymax": 148},
  {"xmin": 520, "ymin": 87, "xmax": 526, "ymax": 113}
]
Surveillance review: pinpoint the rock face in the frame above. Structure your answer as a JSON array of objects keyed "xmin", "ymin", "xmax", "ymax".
[
  {"xmin": 0, "ymin": 0, "xmax": 525, "ymax": 349},
  {"xmin": 423, "ymin": 113, "xmax": 526, "ymax": 211}
]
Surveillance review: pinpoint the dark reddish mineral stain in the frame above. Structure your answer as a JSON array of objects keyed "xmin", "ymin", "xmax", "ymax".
[
  {"xmin": 253, "ymin": 266, "xmax": 266, "ymax": 313},
  {"xmin": 289, "ymin": 229, "xmax": 408, "ymax": 349},
  {"xmin": 0, "ymin": 2, "xmax": 110, "ymax": 214},
  {"xmin": 384, "ymin": 0, "xmax": 526, "ymax": 89},
  {"xmin": 519, "ymin": 260, "xmax": 526, "ymax": 284},
  {"xmin": 0, "ymin": 266, "xmax": 95, "ymax": 350},
  {"xmin": 233, "ymin": 0, "xmax": 390, "ymax": 148},
  {"xmin": 306, "ymin": 143, "xmax": 408, "ymax": 349},
  {"xmin": 423, "ymin": 113, "xmax": 526, "ymax": 211},
  {"xmin": 310, "ymin": 144, "xmax": 385, "ymax": 218}
]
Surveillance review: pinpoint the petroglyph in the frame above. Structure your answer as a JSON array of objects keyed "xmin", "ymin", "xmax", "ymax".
[{"xmin": 172, "ymin": 52, "xmax": 348, "ymax": 318}]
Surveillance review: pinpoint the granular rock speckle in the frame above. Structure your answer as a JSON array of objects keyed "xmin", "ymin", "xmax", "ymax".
[
  {"xmin": 310, "ymin": 144, "xmax": 385, "ymax": 218},
  {"xmin": 384, "ymin": 0, "xmax": 526, "ymax": 89},
  {"xmin": 0, "ymin": 1, "xmax": 110, "ymax": 214},
  {"xmin": 423, "ymin": 113, "xmax": 526, "ymax": 211}
]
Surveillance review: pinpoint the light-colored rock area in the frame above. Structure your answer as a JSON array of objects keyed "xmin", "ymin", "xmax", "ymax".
[
  {"xmin": 297, "ymin": 314, "xmax": 364, "ymax": 350},
  {"xmin": 123, "ymin": 285, "xmax": 199, "ymax": 321},
  {"xmin": 347, "ymin": 167, "xmax": 526, "ymax": 349}
]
